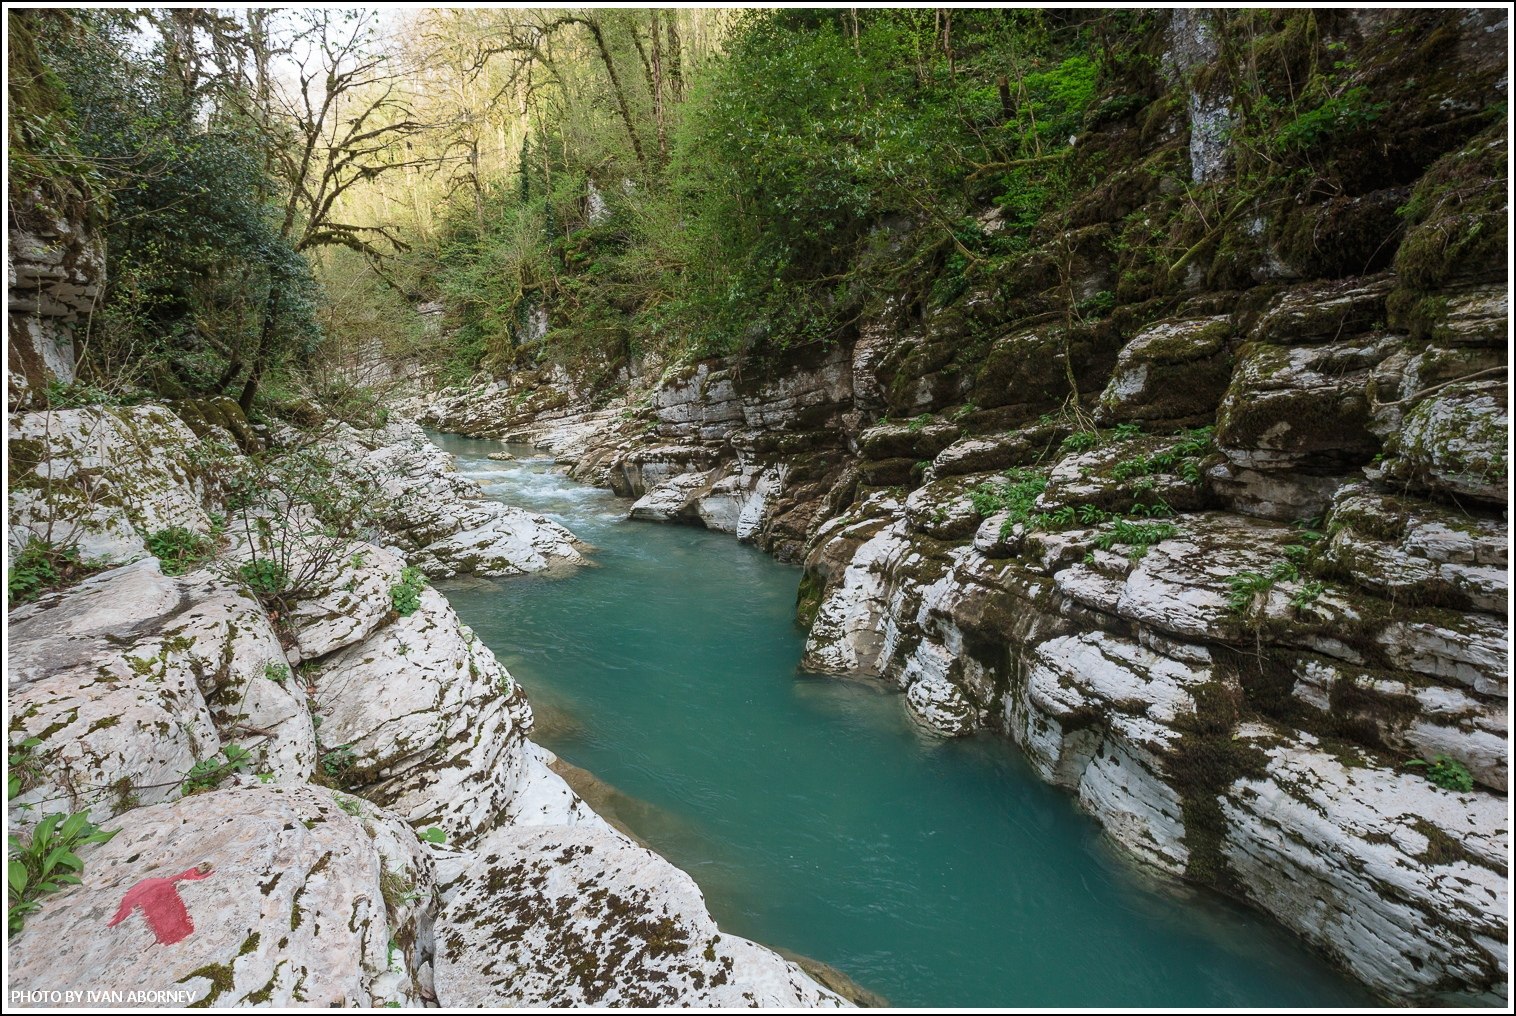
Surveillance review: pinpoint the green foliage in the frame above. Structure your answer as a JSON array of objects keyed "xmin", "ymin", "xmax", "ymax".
[
  {"xmin": 8, "ymin": 812, "xmax": 119, "ymax": 936},
  {"xmin": 1060, "ymin": 430, "xmax": 1101, "ymax": 453},
  {"xmin": 8, "ymin": 739, "xmax": 45, "ymax": 800},
  {"xmin": 1110, "ymin": 427, "xmax": 1215, "ymax": 485},
  {"xmin": 1270, "ymin": 87, "xmax": 1386, "ymax": 155},
  {"xmin": 319, "ymin": 744, "xmax": 359, "ymax": 785},
  {"xmin": 222, "ymin": 446, "xmax": 381, "ymax": 611},
  {"xmin": 389, "ymin": 567, "xmax": 427, "ymax": 617},
  {"xmin": 263, "ymin": 661, "xmax": 290, "ymax": 684},
  {"xmin": 28, "ymin": 11, "xmax": 322, "ymax": 405},
  {"xmin": 419, "ymin": 827, "xmax": 448, "ymax": 845},
  {"xmin": 969, "ymin": 468, "xmax": 1048, "ymax": 523},
  {"xmin": 423, "ymin": 10, "xmax": 1105, "ymax": 374},
  {"xmin": 1226, "ymin": 571, "xmax": 1275, "ymax": 614},
  {"xmin": 7, "ymin": 539, "xmax": 101, "ymax": 607},
  {"xmin": 1404, "ymin": 755, "xmax": 1474, "ymax": 793},
  {"xmin": 145, "ymin": 526, "xmax": 214, "ymax": 576},
  {"xmin": 1091, "ymin": 520, "xmax": 1179, "ymax": 560},
  {"xmin": 182, "ymin": 744, "xmax": 253, "ymax": 794},
  {"xmin": 237, "ymin": 560, "xmax": 290, "ymax": 601}
]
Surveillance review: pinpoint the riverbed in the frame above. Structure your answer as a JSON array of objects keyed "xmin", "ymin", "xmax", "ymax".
[{"xmin": 429, "ymin": 431, "xmax": 1375, "ymax": 1008}]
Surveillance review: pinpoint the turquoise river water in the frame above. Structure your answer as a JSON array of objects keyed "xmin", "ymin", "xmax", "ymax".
[{"xmin": 429, "ymin": 431, "xmax": 1377, "ymax": 1008}]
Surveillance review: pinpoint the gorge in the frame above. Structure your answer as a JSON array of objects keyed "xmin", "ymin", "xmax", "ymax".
[{"xmin": 6, "ymin": 6, "xmax": 1511, "ymax": 1010}]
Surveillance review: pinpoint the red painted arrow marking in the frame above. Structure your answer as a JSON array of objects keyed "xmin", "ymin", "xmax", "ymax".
[{"xmin": 107, "ymin": 864, "xmax": 214, "ymax": 945}]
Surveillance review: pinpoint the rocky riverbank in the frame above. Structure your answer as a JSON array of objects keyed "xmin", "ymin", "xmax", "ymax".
[{"xmin": 5, "ymin": 400, "xmax": 846, "ymax": 1007}]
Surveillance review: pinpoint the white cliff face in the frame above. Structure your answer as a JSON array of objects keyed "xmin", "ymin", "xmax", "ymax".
[
  {"xmin": 6, "ymin": 401, "xmax": 846, "ymax": 1009},
  {"xmin": 8, "ymin": 406, "xmax": 217, "ymax": 561}
]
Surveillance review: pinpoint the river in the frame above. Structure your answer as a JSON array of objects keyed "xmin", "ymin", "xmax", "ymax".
[{"xmin": 429, "ymin": 431, "xmax": 1375, "ymax": 1008}]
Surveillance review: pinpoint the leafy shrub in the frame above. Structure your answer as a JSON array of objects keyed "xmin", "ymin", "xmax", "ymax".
[
  {"xmin": 145, "ymin": 526, "xmax": 214, "ymax": 576},
  {"xmin": 1405, "ymin": 755, "xmax": 1474, "ymax": 793},
  {"xmin": 8, "ymin": 812, "xmax": 118, "ymax": 936},
  {"xmin": 389, "ymin": 566, "xmax": 427, "ymax": 617},
  {"xmin": 7, "ymin": 539, "xmax": 102, "ymax": 606}
]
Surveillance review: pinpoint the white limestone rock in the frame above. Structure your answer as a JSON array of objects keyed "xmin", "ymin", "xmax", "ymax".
[
  {"xmin": 7, "ymin": 561, "xmax": 314, "ymax": 828},
  {"xmin": 8, "ymin": 405, "xmax": 216, "ymax": 563},
  {"xmin": 1289, "ymin": 655, "xmax": 1508, "ymax": 791},
  {"xmin": 628, "ymin": 469, "xmax": 716, "ymax": 522},
  {"xmin": 802, "ymin": 515, "xmax": 910, "ymax": 676},
  {"xmin": 7, "ymin": 785, "xmax": 436, "ymax": 1008},
  {"xmin": 1014, "ymin": 632, "xmax": 1203, "ymax": 874},
  {"xmin": 435, "ymin": 822, "xmax": 846, "ymax": 1008},
  {"xmin": 311, "ymin": 587, "xmax": 532, "ymax": 846},
  {"xmin": 287, "ymin": 541, "xmax": 409, "ymax": 660},
  {"xmin": 1320, "ymin": 486, "xmax": 1507, "ymax": 613},
  {"xmin": 325, "ymin": 420, "xmax": 587, "ymax": 579},
  {"xmin": 1222, "ymin": 725, "xmax": 1508, "ymax": 999},
  {"xmin": 1384, "ymin": 381, "xmax": 1508, "ymax": 505}
]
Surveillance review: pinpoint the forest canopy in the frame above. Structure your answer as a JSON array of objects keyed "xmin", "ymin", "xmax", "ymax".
[{"xmin": 9, "ymin": 7, "xmax": 1210, "ymax": 410}]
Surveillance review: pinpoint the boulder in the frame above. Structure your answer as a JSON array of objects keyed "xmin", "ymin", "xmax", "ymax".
[
  {"xmin": 435, "ymin": 822, "xmax": 845, "ymax": 1007},
  {"xmin": 1381, "ymin": 381, "xmax": 1507, "ymax": 505},
  {"xmin": 1097, "ymin": 316, "xmax": 1233, "ymax": 426},
  {"xmin": 7, "ymin": 785, "xmax": 436, "ymax": 1008},
  {"xmin": 8, "ymin": 561, "xmax": 314, "ymax": 829},
  {"xmin": 311, "ymin": 587, "xmax": 532, "ymax": 845},
  {"xmin": 8, "ymin": 405, "xmax": 217, "ymax": 563}
]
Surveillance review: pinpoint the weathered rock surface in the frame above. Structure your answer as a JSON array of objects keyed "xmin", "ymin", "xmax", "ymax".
[
  {"xmin": 8, "ymin": 560, "xmax": 314, "ymax": 829},
  {"xmin": 435, "ymin": 766, "xmax": 846, "ymax": 1008},
  {"xmin": 8, "ymin": 785, "xmax": 436, "ymax": 1007},
  {"xmin": 313, "ymin": 586, "xmax": 533, "ymax": 846},
  {"xmin": 324, "ymin": 420, "xmax": 588, "ymax": 578},
  {"xmin": 8, "ymin": 405, "xmax": 218, "ymax": 563}
]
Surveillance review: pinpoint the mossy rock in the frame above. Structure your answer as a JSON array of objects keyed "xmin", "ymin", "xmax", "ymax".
[
  {"xmin": 1380, "ymin": 381, "xmax": 1508, "ymax": 504},
  {"xmin": 169, "ymin": 397, "xmax": 263, "ymax": 453},
  {"xmin": 1097, "ymin": 317, "xmax": 1234, "ymax": 426}
]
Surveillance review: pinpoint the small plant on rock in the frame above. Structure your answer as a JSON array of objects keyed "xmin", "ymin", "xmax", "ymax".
[
  {"xmin": 7, "ymin": 539, "xmax": 102, "ymax": 606},
  {"xmin": 145, "ymin": 526, "xmax": 214, "ymax": 576},
  {"xmin": 8, "ymin": 812, "xmax": 119, "ymax": 936},
  {"xmin": 7, "ymin": 739, "xmax": 45, "ymax": 800},
  {"xmin": 237, "ymin": 559, "xmax": 290, "ymax": 600},
  {"xmin": 181, "ymin": 744, "xmax": 253, "ymax": 794},
  {"xmin": 389, "ymin": 566, "xmax": 427, "ymax": 617},
  {"xmin": 1226, "ymin": 570, "xmax": 1274, "ymax": 614},
  {"xmin": 1405, "ymin": 755, "xmax": 1474, "ymax": 793}
]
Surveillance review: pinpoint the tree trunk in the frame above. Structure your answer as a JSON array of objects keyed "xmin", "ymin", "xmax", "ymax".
[
  {"xmin": 583, "ymin": 18, "xmax": 647, "ymax": 167},
  {"xmin": 666, "ymin": 15, "xmax": 683, "ymax": 99},
  {"xmin": 649, "ymin": 11, "xmax": 667, "ymax": 162}
]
